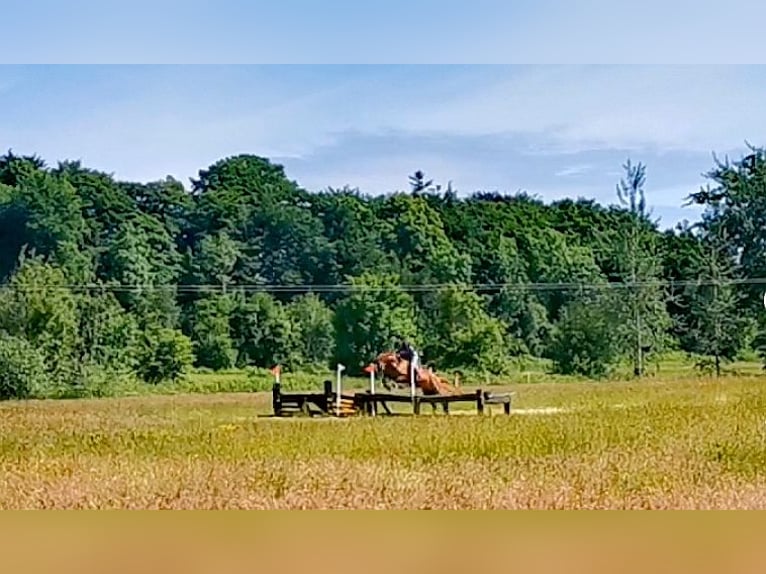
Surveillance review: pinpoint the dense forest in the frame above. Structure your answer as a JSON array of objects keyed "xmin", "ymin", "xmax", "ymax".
[{"xmin": 0, "ymin": 145, "xmax": 764, "ymax": 399}]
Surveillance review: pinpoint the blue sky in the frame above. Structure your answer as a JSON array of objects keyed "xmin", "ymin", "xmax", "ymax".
[
  {"xmin": 3, "ymin": 0, "xmax": 766, "ymax": 64},
  {"xmin": 1, "ymin": 64, "xmax": 765, "ymax": 228}
]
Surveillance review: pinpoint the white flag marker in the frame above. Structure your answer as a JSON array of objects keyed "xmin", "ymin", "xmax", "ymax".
[{"xmin": 336, "ymin": 364, "xmax": 345, "ymax": 412}]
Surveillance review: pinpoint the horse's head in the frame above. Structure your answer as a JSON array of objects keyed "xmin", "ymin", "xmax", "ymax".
[
  {"xmin": 373, "ymin": 351, "xmax": 404, "ymax": 377},
  {"xmin": 373, "ymin": 351, "xmax": 394, "ymax": 370},
  {"xmin": 372, "ymin": 351, "xmax": 408, "ymax": 391}
]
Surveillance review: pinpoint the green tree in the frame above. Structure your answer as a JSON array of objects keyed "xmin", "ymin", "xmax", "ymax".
[
  {"xmin": 685, "ymin": 228, "xmax": 754, "ymax": 375},
  {"xmin": 310, "ymin": 188, "xmax": 393, "ymax": 293},
  {"xmin": 613, "ymin": 160, "xmax": 673, "ymax": 376},
  {"xmin": 188, "ymin": 294, "xmax": 237, "ymax": 370},
  {"xmin": 549, "ymin": 290, "xmax": 623, "ymax": 378},
  {"xmin": 660, "ymin": 222, "xmax": 706, "ymax": 352},
  {"xmin": 119, "ymin": 176, "xmax": 191, "ymax": 240},
  {"xmin": 685, "ymin": 146, "xmax": 766, "ymax": 367},
  {"xmin": 376, "ymin": 193, "xmax": 471, "ymax": 286},
  {"xmin": 287, "ymin": 294, "xmax": 336, "ymax": 367},
  {"xmin": 189, "ymin": 155, "xmax": 337, "ymax": 294},
  {"xmin": 53, "ymin": 161, "xmax": 135, "ymax": 250},
  {"xmin": 487, "ymin": 235, "xmax": 551, "ymax": 356},
  {"xmin": 247, "ymin": 202, "xmax": 338, "ymax": 291},
  {"xmin": 426, "ymin": 286, "xmax": 511, "ymax": 373},
  {"xmin": 76, "ymin": 288, "xmax": 141, "ymax": 374},
  {"xmin": 687, "ymin": 147, "xmax": 766, "ymax": 284},
  {"xmin": 184, "ymin": 231, "xmax": 240, "ymax": 293},
  {"xmin": 137, "ymin": 327, "xmax": 194, "ymax": 385},
  {"xmin": 408, "ymin": 170, "xmax": 435, "ymax": 194},
  {"xmin": 333, "ymin": 273, "xmax": 420, "ymax": 372},
  {"xmin": 230, "ymin": 291, "xmax": 296, "ymax": 368},
  {"xmin": 0, "ymin": 334, "xmax": 48, "ymax": 400},
  {"xmin": 102, "ymin": 214, "xmax": 182, "ymax": 328},
  {"xmin": 0, "ymin": 150, "xmax": 46, "ymax": 186},
  {"xmin": 522, "ymin": 227, "xmax": 605, "ymax": 322},
  {"xmin": 0, "ymin": 256, "xmax": 80, "ymax": 389},
  {"xmin": 0, "ymin": 168, "xmax": 92, "ymax": 282}
]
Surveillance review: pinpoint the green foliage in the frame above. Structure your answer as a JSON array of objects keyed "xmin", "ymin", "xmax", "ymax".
[
  {"xmin": 287, "ymin": 293, "xmax": 336, "ymax": 367},
  {"xmin": 0, "ymin": 256, "xmax": 79, "ymax": 385},
  {"xmin": 687, "ymin": 146, "xmax": 766, "ymax": 287},
  {"xmin": 661, "ymin": 223, "xmax": 706, "ymax": 348},
  {"xmin": 425, "ymin": 286, "xmax": 511, "ymax": 373},
  {"xmin": 53, "ymin": 161, "xmax": 135, "ymax": 245},
  {"xmin": 0, "ymin": 147, "xmax": 763, "ymax": 394},
  {"xmin": 76, "ymin": 289, "xmax": 141, "ymax": 373},
  {"xmin": 230, "ymin": 291, "xmax": 296, "ymax": 368},
  {"xmin": 310, "ymin": 189, "xmax": 393, "ymax": 284},
  {"xmin": 0, "ymin": 166, "xmax": 91, "ymax": 281},
  {"xmin": 686, "ymin": 146, "xmax": 766, "ymax": 369},
  {"xmin": 488, "ymin": 235, "xmax": 551, "ymax": 355},
  {"xmin": 0, "ymin": 334, "xmax": 48, "ymax": 400},
  {"xmin": 612, "ymin": 160, "xmax": 673, "ymax": 375},
  {"xmin": 137, "ymin": 327, "xmax": 194, "ymax": 385},
  {"xmin": 186, "ymin": 231, "xmax": 240, "ymax": 289},
  {"xmin": 377, "ymin": 193, "xmax": 471, "ymax": 285},
  {"xmin": 334, "ymin": 273, "xmax": 420, "ymax": 372},
  {"xmin": 684, "ymin": 230, "xmax": 754, "ymax": 375},
  {"xmin": 103, "ymin": 215, "xmax": 181, "ymax": 296},
  {"xmin": 549, "ymin": 291, "xmax": 623, "ymax": 378},
  {"xmin": 523, "ymin": 227, "xmax": 605, "ymax": 322},
  {"xmin": 188, "ymin": 295, "xmax": 236, "ymax": 370}
]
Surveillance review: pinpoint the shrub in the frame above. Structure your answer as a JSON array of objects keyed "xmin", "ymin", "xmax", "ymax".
[
  {"xmin": 287, "ymin": 294, "xmax": 335, "ymax": 367},
  {"xmin": 189, "ymin": 295, "xmax": 236, "ymax": 371},
  {"xmin": 549, "ymin": 294, "xmax": 622, "ymax": 378},
  {"xmin": 137, "ymin": 328, "xmax": 194, "ymax": 385},
  {"xmin": 0, "ymin": 334, "xmax": 48, "ymax": 400}
]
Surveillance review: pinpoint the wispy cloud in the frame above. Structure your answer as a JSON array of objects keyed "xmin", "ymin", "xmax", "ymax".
[
  {"xmin": 0, "ymin": 65, "xmax": 757, "ymax": 231},
  {"xmin": 11, "ymin": 65, "xmax": 760, "ymax": 185},
  {"xmin": 555, "ymin": 164, "xmax": 592, "ymax": 177},
  {"xmin": 395, "ymin": 66, "xmax": 766, "ymax": 155}
]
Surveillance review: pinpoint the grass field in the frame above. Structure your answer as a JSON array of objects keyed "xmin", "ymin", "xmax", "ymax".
[
  {"xmin": 3, "ymin": 367, "xmax": 766, "ymax": 509},
  {"xmin": 118, "ymin": 352, "xmax": 766, "ymax": 397}
]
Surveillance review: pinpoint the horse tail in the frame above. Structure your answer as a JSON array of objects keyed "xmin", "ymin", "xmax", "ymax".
[{"xmin": 435, "ymin": 375, "xmax": 460, "ymax": 395}]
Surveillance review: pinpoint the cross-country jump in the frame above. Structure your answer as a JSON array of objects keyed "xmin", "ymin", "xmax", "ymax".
[{"xmin": 373, "ymin": 338, "xmax": 461, "ymax": 396}]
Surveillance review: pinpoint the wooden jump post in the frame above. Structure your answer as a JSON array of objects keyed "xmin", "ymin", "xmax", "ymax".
[
  {"xmin": 270, "ymin": 363, "xmax": 339, "ymax": 417},
  {"xmin": 363, "ymin": 363, "xmax": 377, "ymax": 416},
  {"xmin": 336, "ymin": 363, "xmax": 344, "ymax": 413},
  {"xmin": 271, "ymin": 364, "xmax": 282, "ymax": 415}
]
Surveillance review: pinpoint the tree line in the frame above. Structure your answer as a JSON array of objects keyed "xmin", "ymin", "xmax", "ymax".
[{"xmin": 0, "ymin": 146, "xmax": 762, "ymax": 399}]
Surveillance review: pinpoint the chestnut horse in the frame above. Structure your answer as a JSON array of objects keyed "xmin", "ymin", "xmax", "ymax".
[{"xmin": 373, "ymin": 351, "xmax": 460, "ymax": 396}]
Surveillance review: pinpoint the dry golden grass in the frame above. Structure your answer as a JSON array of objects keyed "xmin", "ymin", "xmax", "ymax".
[{"xmin": 2, "ymin": 375, "xmax": 766, "ymax": 509}]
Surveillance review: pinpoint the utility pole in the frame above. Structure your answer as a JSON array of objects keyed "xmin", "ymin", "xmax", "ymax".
[{"xmin": 632, "ymin": 226, "xmax": 643, "ymax": 377}]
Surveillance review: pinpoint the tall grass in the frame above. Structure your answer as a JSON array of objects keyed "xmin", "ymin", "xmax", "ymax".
[{"xmin": 1, "ymin": 375, "xmax": 765, "ymax": 508}]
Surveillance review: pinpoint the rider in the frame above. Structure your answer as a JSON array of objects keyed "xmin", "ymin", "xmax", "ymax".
[{"xmin": 396, "ymin": 337, "xmax": 420, "ymax": 381}]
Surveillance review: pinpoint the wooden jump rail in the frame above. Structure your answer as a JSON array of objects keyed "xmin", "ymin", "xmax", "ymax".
[
  {"xmin": 272, "ymin": 380, "xmax": 514, "ymax": 418},
  {"xmin": 272, "ymin": 380, "xmax": 358, "ymax": 417},
  {"xmin": 416, "ymin": 390, "xmax": 514, "ymax": 415},
  {"xmin": 357, "ymin": 389, "xmax": 513, "ymax": 415}
]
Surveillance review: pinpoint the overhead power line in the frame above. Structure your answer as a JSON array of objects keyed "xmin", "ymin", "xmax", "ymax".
[{"xmin": 2, "ymin": 278, "xmax": 766, "ymax": 293}]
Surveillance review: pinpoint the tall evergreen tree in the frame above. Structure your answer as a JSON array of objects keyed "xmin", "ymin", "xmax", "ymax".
[
  {"xmin": 684, "ymin": 227, "xmax": 753, "ymax": 376},
  {"xmin": 614, "ymin": 160, "xmax": 672, "ymax": 376}
]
